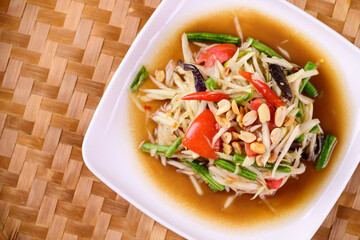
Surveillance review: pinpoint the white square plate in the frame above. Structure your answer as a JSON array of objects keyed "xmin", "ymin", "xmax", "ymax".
[{"xmin": 83, "ymin": 0, "xmax": 360, "ymax": 239}]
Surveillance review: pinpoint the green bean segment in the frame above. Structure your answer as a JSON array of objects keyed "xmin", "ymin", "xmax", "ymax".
[
  {"xmin": 206, "ymin": 77, "xmax": 218, "ymax": 91},
  {"xmin": 253, "ymin": 163, "xmax": 292, "ymax": 173},
  {"xmin": 232, "ymin": 153, "xmax": 246, "ymax": 164},
  {"xmin": 186, "ymin": 160, "xmax": 225, "ymax": 191},
  {"xmin": 248, "ymin": 37, "xmax": 283, "ymax": 59},
  {"xmin": 303, "ymin": 82, "xmax": 318, "ymax": 97},
  {"xmin": 300, "ymin": 62, "xmax": 318, "ymax": 97},
  {"xmin": 186, "ymin": 33, "xmax": 239, "ymax": 44},
  {"xmin": 141, "ymin": 142, "xmax": 169, "ymax": 153},
  {"xmin": 234, "ymin": 93, "xmax": 252, "ymax": 104},
  {"xmin": 296, "ymin": 101, "xmax": 304, "ymax": 119},
  {"xmin": 214, "ymin": 159, "xmax": 257, "ymax": 181},
  {"xmin": 130, "ymin": 66, "xmax": 148, "ymax": 93},
  {"xmin": 315, "ymin": 134, "xmax": 337, "ymax": 170},
  {"xmin": 295, "ymin": 134, "xmax": 304, "ymax": 142},
  {"xmin": 165, "ymin": 137, "xmax": 183, "ymax": 158},
  {"xmin": 310, "ymin": 124, "xmax": 320, "ymax": 133}
]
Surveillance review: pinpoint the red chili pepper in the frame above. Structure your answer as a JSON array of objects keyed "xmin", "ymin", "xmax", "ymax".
[
  {"xmin": 181, "ymin": 91, "xmax": 228, "ymax": 102},
  {"xmin": 245, "ymin": 143, "xmax": 257, "ymax": 157},
  {"xmin": 239, "ymin": 71, "xmax": 285, "ymax": 108},
  {"xmin": 196, "ymin": 44, "xmax": 237, "ymax": 68},
  {"xmin": 144, "ymin": 105, "xmax": 152, "ymax": 111},
  {"xmin": 265, "ymin": 178, "xmax": 283, "ymax": 190},
  {"xmin": 182, "ymin": 109, "xmax": 220, "ymax": 159}
]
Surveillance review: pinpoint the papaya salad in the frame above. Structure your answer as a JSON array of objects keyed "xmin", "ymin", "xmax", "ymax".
[{"xmin": 130, "ymin": 19, "xmax": 337, "ymax": 206}]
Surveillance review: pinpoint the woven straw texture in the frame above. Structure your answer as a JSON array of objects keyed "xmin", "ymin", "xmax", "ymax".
[{"xmin": 0, "ymin": 0, "xmax": 359, "ymax": 239}]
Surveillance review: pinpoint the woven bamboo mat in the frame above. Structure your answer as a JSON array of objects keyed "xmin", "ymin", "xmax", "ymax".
[{"xmin": 0, "ymin": 0, "xmax": 359, "ymax": 239}]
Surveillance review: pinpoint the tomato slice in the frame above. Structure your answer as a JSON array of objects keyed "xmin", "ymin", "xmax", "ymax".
[
  {"xmin": 265, "ymin": 178, "xmax": 283, "ymax": 190},
  {"xmin": 196, "ymin": 44, "xmax": 237, "ymax": 68},
  {"xmin": 182, "ymin": 109, "xmax": 220, "ymax": 159}
]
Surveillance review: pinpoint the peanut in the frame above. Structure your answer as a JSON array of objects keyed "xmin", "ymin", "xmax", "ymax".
[
  {"xmin": 232, "ymin": 141, "xmax": 242, "ymax": 154},
  {"xmin": 215, "ymin": 115, "xmax": 231, "ymax": 128},
  {"xmin": 275, "ymin": 106, "xmax": 287, "ymax": 127},
  {"xmin": 250, "ymin": 142, "xmax": 267, "ymax": 154},
  {"xmin": 226, "ymin": 109, "xmax": 236, "ymax": 121},
  {"xmin": 270, "ymin": 128, "xmax": 282, "ymax": 145},
  {"xmin": 258, "ymin": 103, "xmax": 270, "ymax": 123},
  {"xmin": 221, "ymin": 132, "xmax": 232, "ymax": 144},
  {"xmin": 239, "ymin": 131, "xmax": 257, "ymax": 143},
  {"xmin": 222, "ymin": 67, "xmax": 231, "ymax": 76},
  {"xmin": 231, "ymin": 100, "xmax": 240, "ymax": 115},
  {"xmin": 155, "ymin": 70, "xmax": 165, "ymax": 82},
  {"xmin": 284, "ymin": 116, "xmax": 295, "ymax": 127},
  {"xmin": 242, "ymin": 110, "xmax": 258, "ymax": 126},
  {"xmin": 222, "ymin": 142, "xmax": 233, "ymax": 155},
  {"xmin": 216, "ymin": 99, "xmax": 231, "ymax": 115},
  {"xmin": 256, "ymin": 155, "xmax": 264, "ymax": 167}
]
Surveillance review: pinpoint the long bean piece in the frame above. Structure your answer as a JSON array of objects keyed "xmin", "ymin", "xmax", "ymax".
[
  {"xmin": 186, "ymin": 160, "xmax": 225, "ymax": 191},
  {"xmin": 186, "ymin": 33, "xmax": 239, "ymax": 44},
  {"xmin": 165, "ymin": 137, "xmax": 183, "ymax": 158},
  {"xmin": 303, "ymin": 82, "xmax": 318, "ymax": 97},
  {"xmin": 310, "ymin": 124, "xmax": 320, "ymax": 133},
  {"xmin": 300, "ymin": 62, "xmax": 318, "ymax": 97},
  {"xmin": 141, "ymin": 142, "xmax": 169, "ymax": 153},
  {"xmin": 214, "ymin": 159, "xmax": 257, "ymax": 181},
  {"xmin": 205, "ymin": 78, "xmax": 218, "ymax": 91},
  {"xmin": 315, "ymin": 134, "xmax": 337, "ymax": 170},
  {"xmin": 253, "ymin": 163, "xmax": 292, "ymax": 173},
  {"xmin": 234, "ymin": 93, "xmax": 252, "ymax": 104},
  {"xmin": 248, "ymin": 37, "xmax": 283, "ymax": 59},
  {"xmin": 130, "ymin": 66, "xmax": 148, "ymax": 92}
]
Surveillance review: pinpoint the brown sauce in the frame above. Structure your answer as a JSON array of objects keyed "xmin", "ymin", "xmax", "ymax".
[{"xmin": 128, "ymin": 9, "xmax": 350, "ymax": 229}]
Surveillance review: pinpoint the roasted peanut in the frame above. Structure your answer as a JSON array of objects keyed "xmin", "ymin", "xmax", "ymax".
[
  {"xmin": 275, "ymin": 106, "xmax": 287, "ymax": 127},
  {"xmin": 216, "ymin": 99, "xmax": 231, "ymax": 115},
  {"xmin": 231, "ymin": 100, "xmax": 240, "ymax": 115},
  {"xmin": 268, "ymin": 154, "xmax": 277, "ymax": 164},
  {"xmin": 155, "ymin": 70, "xmax": 165, "ymax": 82},
  {"xmin": 222, "ymin": 142, "xmax": 233, "ymax": 155},
  {"xmin": 232, "ymin": 141, "xmax": 242, "ymax": 154},
  {"xmin": 270, "ymin": 128, "xmax": 282, "ymax": 145},
  {"xmin": 258, "ymin": 103, "xmax": 270, "ymax": 123},
  {"xmin": 255, "ymin": 155, "xmax": 264, "ymax": 167},
  {"xmin": 221, "ymin": 132, "xmax": 232, "ymax": 144},
  {"xmin": 284, "ymin": 116, "xmax": 295, "ymax": 127},
  {"xmin": 222, "ymin": 67, "xmax": 231, "ymax": 76},
  {"xmin": 239, "ymin": 131, "xmax": 257, "ymax": 143},
  {"xmin": 250, "ymin": 142, "xmax": 267, "ymax": 154},
  {"xmin": 231, "ymin": 132, "xmax": 241, "ymax": 141},
  {"xmin": 242, "ymin": 110, "xmax": 258, "ymax": 126},
  {"xmin": 226, "ymin": 109, "xmax": 236, "ymax": 121},
  {"xmin": 215, "ymin": 115, "xmax": 231, "ymax": 128}
]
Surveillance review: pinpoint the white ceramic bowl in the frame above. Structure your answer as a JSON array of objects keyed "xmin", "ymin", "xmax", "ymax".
[{"xmin": 83, "ymin": 0, "xmax": 360, "ymax": 239}]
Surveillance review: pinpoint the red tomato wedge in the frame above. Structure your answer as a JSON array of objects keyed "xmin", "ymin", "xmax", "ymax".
[
  {"xmin": 181, "ymin": 91, "xmax": 228, "ymax": 102},
  {"xmin": 182, "ymin": 109, "xmax": 220, "ymax": 159},
  {"xmin": 265, "ymin": 178, "xmax": 283, "ymax": 190},
  {"xmin": 196, "ymin": 44, "xmax": 237, "ymax": 68},
  {"xmin": 239, "ymin": 71, "xmax": 285, "ymax": 108}
]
